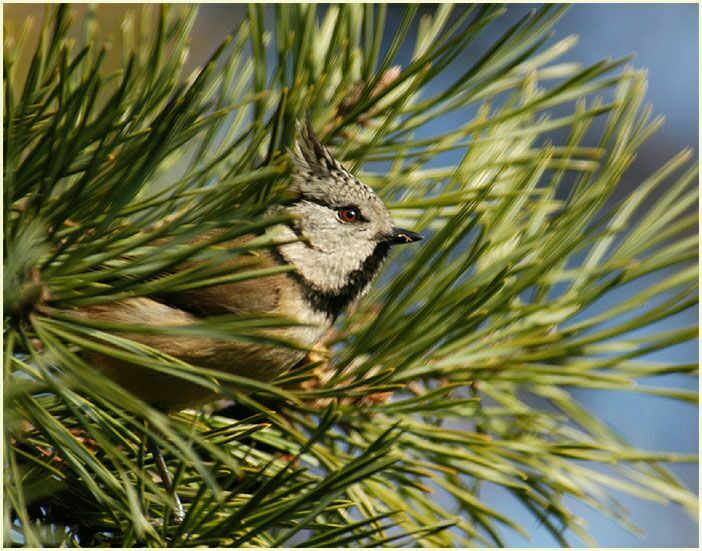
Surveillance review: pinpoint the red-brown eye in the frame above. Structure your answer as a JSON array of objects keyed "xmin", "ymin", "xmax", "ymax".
[{"xmin": 337, "ymin": 206, "xmax": 362, "ymax": 223}]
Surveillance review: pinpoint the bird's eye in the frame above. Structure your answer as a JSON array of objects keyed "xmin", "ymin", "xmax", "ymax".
[{"xmin": 337, "ymin": 206, "xmax": 362, "ymax": 223}]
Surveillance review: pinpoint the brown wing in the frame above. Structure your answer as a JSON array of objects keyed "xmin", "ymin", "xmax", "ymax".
[
  {"xmin": 73, "ymin": 232, "xmax": 306, "ymax": 410},
  {"xmin": 155, "ymin": 232, "xmax": 288, "ymax": 316}
]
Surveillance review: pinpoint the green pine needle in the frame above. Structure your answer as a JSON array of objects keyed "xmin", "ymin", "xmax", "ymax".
[{"xmin": 4, "ymin": 4, "xmax": 697, "ymax": 547}]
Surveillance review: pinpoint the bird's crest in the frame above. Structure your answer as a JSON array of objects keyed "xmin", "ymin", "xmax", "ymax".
[
  {"xmin": 290, "ymin": 118, "xmax": 380, "ymax": 209},
  {"xmin": 292, "ymin": 118, "xmax": 346, "ymax": 178}
]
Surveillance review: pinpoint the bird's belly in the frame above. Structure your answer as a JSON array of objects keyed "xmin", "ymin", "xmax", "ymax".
[{"xmin": 91, "ymin": 332, "xmax": 317, "ymax": 411}]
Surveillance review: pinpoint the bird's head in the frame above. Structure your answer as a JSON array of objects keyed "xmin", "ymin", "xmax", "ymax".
[{"xmin": 274, "ymin": 120, "xmax": 421, "ymax": 317}]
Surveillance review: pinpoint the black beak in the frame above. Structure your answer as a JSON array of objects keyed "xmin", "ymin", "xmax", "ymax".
[{"xmin": 386, "ymin": 227, "xmax": 423, "ymax": 245}]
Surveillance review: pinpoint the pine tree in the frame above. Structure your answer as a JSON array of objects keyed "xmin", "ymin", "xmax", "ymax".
[{"xmin": 4, "ymin": 4, "xmax": 697, "ymax": 547}]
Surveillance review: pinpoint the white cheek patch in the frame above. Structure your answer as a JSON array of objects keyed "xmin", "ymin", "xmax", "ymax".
[{"xmin": 278, "ymin": 236, "xmax": 374, "ymax": 293}]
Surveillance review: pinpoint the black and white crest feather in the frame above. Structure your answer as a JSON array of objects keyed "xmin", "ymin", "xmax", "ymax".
[
  {"xmin": 293, "ymin": 119, "xmax": 345, "ymax": 176},
  {"xmin": 290, "ymin": 119, "xmax": 382, "ymax": 209}
]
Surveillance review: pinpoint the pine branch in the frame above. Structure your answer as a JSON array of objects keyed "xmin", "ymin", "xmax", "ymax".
[{"xmin": 4, "ymin": 4, "xmax": 697, "ymax": 547}]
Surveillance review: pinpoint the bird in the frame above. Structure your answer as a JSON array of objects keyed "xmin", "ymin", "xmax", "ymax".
[
  {"xmin": 72, "ymin": 121, "xmax": 422, "ymax": 520},
  {"xmin": 78, "ymin": 120, "xmax": 422, "ymax": 411},
  {"xmin": 73, "ymin": 119, "xmax": 422, "ymax": 519}
]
